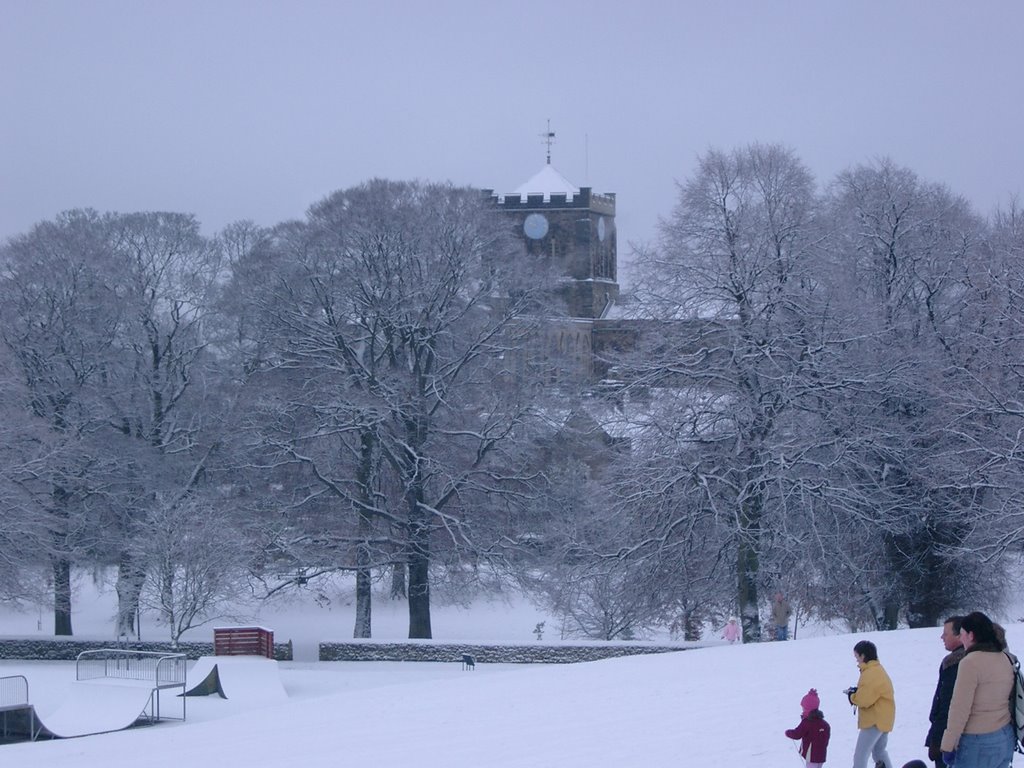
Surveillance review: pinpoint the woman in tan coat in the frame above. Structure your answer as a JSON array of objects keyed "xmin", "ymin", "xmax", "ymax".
[{"xmin": 939, "ymin": 611, "xmax": 1015, "ymax": 768}]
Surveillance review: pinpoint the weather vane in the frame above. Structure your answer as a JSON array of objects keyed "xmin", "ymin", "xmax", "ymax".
[{"xmin": 540, "ymin": 119, "xmax": 555, "ymax": 165}]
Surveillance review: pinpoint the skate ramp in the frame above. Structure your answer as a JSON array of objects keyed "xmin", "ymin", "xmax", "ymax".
[
  {"xmin": 183, "ymin": 656, "xmax": 287, "ymax": 704},
  {"xmin": 182, "ymin": 658, "xmax": 226, "ymax": 698},
  {"xmin": 35, "ymin": 680, "xmax": 156, "ymax": 738}
]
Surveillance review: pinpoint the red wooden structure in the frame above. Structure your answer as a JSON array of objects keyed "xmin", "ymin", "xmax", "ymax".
[{"xmin": 213, "ymin": 626, "xmax": 274, "ymax": 659}]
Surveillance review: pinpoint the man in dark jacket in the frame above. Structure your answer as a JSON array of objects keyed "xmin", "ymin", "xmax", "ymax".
[{"xmin": 925, "ymin": 615, "xmax": 964, "ymax": 768}]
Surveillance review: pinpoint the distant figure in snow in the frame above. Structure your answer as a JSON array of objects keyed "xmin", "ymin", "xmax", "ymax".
[
  {"xmin": 785, "ymin": 687, "xmax": 830, "ymax": 767},
  {"xmin": 772, "ymin": 592, "xmax": 792, "ymax": 640},
  {"xmin": 722, "ymin": 616, "xmax": 740, "ymax": 643}
]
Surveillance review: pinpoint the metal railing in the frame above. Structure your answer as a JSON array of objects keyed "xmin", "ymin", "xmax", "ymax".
[
  {"xmin": 0, "ymin": 675, "xmax": 39, "ymax": 741},
  {"xmin": 0, "ymin": 675, "xmax": 29, "ymax": 710},
  {"xmin": 76, "ymin": 649, "xmax": 187, "ymax": 688},
  {"xmin": 75, "ymin": 649, "xmax": 188, "ymax": 723}
]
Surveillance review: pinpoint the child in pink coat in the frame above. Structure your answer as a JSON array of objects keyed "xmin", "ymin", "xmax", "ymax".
[
  {"xmin": 785, "ymin": 688, "xmax": 830, "ymax": 767},
  {"xmin": 722, "ymin": 617, "xmax": 741, "ymax": 643}
]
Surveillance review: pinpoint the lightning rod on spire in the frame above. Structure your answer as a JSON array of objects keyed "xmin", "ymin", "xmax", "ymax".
[{"xmin": 540, "ymin": 119, "xmax": 556, "ymax": 165}]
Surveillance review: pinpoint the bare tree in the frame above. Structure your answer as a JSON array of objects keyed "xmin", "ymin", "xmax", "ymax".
[
  {"xmin": 138, "ymin": 497, "xmax": 250, "ymax": 645},
  {"xmin": 820, "ymin": 159, "xmax": 994, "ymax": 627},
  {"xmin": 227, "ymin": 180, "xmax": 553, "ymax": 638},
  {"xmin": 944, "ymin": 199, "xmax": 1024, "ymax": 561},
  {"xmin": 0, "ymin": 352, "xmax": 56, "ymax": 602},
  {"xmin": 0, "ymin": 210, "xmax": 125, "ymax": 633},
  {"xmin": 101, "ymin": 212, "xmax": 225, "ymax": 636},
  {"xmin": 0, "ymin": 210, "xmax": 231, "ymax": 636},
  {"xmin": 627, "ymin": 144, "xmax": 825, "ymax": 641}
]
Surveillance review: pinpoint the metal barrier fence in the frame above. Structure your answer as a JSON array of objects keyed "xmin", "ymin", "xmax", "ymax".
[
  {"xmin": 0, "ymin": 675, "xmax": 38, "ymax": 741},
  {"xmin": 75, "ymin": 649, "xmax": 187, "ymax": 689},
  {"xmin": 75, "ymin": 649, "xmax": 188, "ymax": 723},
  {"xmin": 0, "ymin": 675, "xmax": 29, "ymax": 710}
]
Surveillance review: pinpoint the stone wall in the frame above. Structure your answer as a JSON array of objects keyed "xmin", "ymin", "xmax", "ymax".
[
  {"xmin": 0, "ymin": 638, "xmax": 293, "ymax": 661},
  {"xmin": 318, "ymin": 641, "xmax": 690, "ymax": 664},
  {"xmin": 0, "ymin": 637, "xmax": 690, "ymax": 665}
]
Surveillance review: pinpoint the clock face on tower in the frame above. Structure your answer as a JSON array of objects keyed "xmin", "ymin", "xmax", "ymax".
[
  {"xmin": 523, "ymin": 213, "xmax": 549, "ymax": 240},
  {"xmin": 597, "ymin": 216, "xmax": 606, "ymax": 242}
]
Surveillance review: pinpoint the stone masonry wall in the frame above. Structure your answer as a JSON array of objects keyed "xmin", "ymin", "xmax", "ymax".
[
  {"xmin": 0, "ymin": 637, "xmax": 688, "ymax": 665},
  {"xmin": 318, "ymin": 641, "xmax": 689, "ymax": 664},
  {"xmin": 0, "ymin": 638, "xmax": 293, "ymax": 661}
]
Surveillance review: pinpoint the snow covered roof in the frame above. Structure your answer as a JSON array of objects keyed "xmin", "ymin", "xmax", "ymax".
[
  {"xmin": 511, "ymin": 165, "xmax": 579, "ymax": 201},
  {"xmin": 602, "ymin": 292, "xmax": 643, "ymax": 321}
]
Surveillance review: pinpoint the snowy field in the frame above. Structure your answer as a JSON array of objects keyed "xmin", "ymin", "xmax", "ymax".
[{"xmin": 1, "ymin": 577, "xmax": 1023, "ymax": 767}]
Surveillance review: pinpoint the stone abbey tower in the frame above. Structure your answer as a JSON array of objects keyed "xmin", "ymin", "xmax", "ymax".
[
  {"xmin": 484, "ymin": 164, "xmax": 619, "ymax": 320},
  {"xmin": 484, "ymin": 161, "xmax": 632, "ymax": 382}
]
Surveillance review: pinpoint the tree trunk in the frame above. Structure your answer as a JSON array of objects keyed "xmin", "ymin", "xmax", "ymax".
[
  {"xmin": 882, "ymin": 600, "xmax": 900, "ymax": 631},
  {"xmin": 737, "ymin": 537, "xmax": 761, "ymax": 642},
  {"xmin": 353, "ymin": 431, "xmax": 375, "ymax": 639},
  {"xmin": 115, "ymin": 553, "xmax": 147, "ymax": 638},
  {"xmin": 390, "ymin": 561, "xmax": 407, "ymax": 599},
  {"xmin": 353, "ymin": 565, "xmax": 372, "ymax": 638},
  {"xmin": 160, "ymin": 564, "xmax": 175, "ymax": 633},
  {"xmin": 737, "ymin": 483, "xmax": 763, "ymax": 643},
  {"xmin": 50, "ymin": 485, "xmax": 74, "ymax": 636},
  {"xmin": 407, "ymin": 491, "xmax": 432, "ymax": 638},
  {"xmin": 53, "ymin": 558, "xmax": 73, "ymax": 636},
  {"xmin": 408, "ymin": 542, "xmax": 431, "ymax": 639},
  {"xmin": 683, "ymin": 610, "xmax": 702, "ymax": 642}
]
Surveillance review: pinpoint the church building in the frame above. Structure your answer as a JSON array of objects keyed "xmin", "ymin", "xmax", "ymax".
[{"xmin": 484, "ymin": 157, "xmax": 637, "ymax": 383}]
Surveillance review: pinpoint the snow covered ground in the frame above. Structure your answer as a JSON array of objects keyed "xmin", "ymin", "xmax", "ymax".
[{"xmin": 1, "ymin": 577, "xmax": 1022, "ymax": 767}]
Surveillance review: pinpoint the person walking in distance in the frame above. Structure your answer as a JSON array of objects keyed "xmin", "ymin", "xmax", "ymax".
[
  {"xmin": 847, "ymin": 640, "xmax": 896, "ymax": 768},
  {"xmin": 722, "ymin": 616, "xmax": 741, "ymax": 644},
  {"xmin": 772, "ymin": 592, "xmax": 792, "ymax": 641},
  {"xmin": 926, "ymin": 616, "xmax": 965, "ymax": 768}
]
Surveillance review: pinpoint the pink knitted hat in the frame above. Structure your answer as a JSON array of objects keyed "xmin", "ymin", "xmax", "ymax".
[{"xmin": 800, "ymin": 688, "xmax": 820, "ymax": 716}]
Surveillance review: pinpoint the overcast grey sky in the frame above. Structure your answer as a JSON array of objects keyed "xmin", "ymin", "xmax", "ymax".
[{"xmin": 2, "ymin": 0, "xmax": 1022, "ymax": 263}]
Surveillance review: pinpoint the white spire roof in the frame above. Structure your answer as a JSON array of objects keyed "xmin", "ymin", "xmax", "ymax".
[{"xmin": 511, "ymin": 165, "xmax": 579, "ymax": 200}]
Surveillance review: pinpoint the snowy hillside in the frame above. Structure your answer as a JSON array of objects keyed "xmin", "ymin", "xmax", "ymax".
[{"xmin": 1, "ymin": 616, "xmax": 1022, "ymax": 766}]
